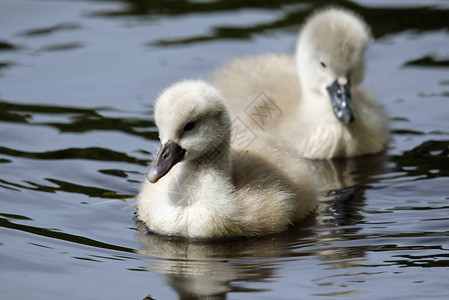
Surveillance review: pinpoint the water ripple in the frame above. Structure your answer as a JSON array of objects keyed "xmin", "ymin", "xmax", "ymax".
[
  {"xmin": 392, "ymin": 140, "xmax": 449, "ymax": 179},
  {"xmin": 0, "ymin": 100, "xmax": 157, "ymax": 140},
  {"xmin": 0, "ymin": 146, "xmax": 147, "ymax": 165},
  {"xmin": 17, "ymin": 22, "xmax": 83, "ymax": 37},
  {"xmin": 0, "ymin": 217, "xmax": 134, "ymax": 253}
]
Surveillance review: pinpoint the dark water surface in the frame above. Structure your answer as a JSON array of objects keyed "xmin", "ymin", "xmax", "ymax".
[{"xmin": 1, "ymin": 0, "xmax": 448, "ymax": 299}]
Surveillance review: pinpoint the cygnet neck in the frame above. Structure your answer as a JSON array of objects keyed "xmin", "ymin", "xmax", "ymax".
[{"xmin": 185, "ymin": 138, "xmax": 232, "ymax": 177}]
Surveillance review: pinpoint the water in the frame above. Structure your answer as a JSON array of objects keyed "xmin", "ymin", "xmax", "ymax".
[{"xmin": 1, "ymin": 0, "xmax": 448, "ymax": 299}]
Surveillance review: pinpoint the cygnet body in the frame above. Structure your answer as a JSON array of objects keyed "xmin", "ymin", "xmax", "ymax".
[
  {"xmin": 137, "ymin": 80, "xmax": 317, "ymax": 239},
  {"xmin": 211, "ymin": 8, "xmax": 388, "ymax": 159}
]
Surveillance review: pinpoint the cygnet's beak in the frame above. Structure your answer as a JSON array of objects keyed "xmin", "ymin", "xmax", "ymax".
[
  {"xmin": 146, "ymin": 140, "xmax": 186, "ymax": 183},
  {"xmin": 326, "ymin": 79, "xmax": 355, "ymax": 124}
]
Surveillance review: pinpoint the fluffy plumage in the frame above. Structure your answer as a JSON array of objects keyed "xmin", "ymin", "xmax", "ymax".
[
  {"xmin": 137, "ymin": 80, "xmax": 317, "ymax": 239},
  {"xmin": 211, "ymin": 7, "xmax": 389, "ymax": 159}
]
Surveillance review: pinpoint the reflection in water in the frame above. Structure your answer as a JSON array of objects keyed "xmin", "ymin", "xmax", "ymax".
[
  {"xmin": 393, "ymin": 140, "xmax": 449, "ymax": 179},
  {"xmin": 0, "ymin": 100, "xmax": 157, "ymax": 140},
  {"xmin": 308, "ymin": 154, "xmax": 388, "ymax": 228},
  {"xmin": 136, "ymin": 193, "xmax": 370, "ymax": 299},
  {"xmin": 91, "ymin": 0, "xmax": 449, "ymax": 39},
  {"xmin": 307, "ymin": 154, "xmax": 388, "ymax": 192},
  {"xmin": 137, "ymin": 224, "xmax": 313, "ymax": 299},
  {"xmin": 89, "ymin": 1, "xmax": 449, "ymax": 47},
  {"xmin": 135, "ymin": 154, "xmax": 390, "ymax": 299},
  {"xmin": 0, "ymin": 100, "xmax": 152, "ymax": 198}
]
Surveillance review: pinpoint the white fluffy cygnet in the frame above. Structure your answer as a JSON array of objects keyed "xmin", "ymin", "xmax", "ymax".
[
  {"xmin": 137, "ymin": 80, "xmax": 317, "ymax": 239},
  {"xmin": 211, "ymin": 7, "xmax": 389, "ymax": 159}
]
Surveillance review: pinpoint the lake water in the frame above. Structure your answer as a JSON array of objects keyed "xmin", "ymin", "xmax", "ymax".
[{"xmin": 1, "ymin": 0, "xmax": 448, "ymax": 299}]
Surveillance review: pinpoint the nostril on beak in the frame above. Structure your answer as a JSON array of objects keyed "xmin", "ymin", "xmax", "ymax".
[{"xmin": 337, "ymin": 77, "xmax": 348, "ymax": 85}]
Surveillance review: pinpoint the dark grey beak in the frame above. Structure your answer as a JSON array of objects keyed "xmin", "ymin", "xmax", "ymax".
[
  {"xmin": 326, "ymin": 79, "xmax": 355, "ymax": 124},
  {"xmin": 146, "ymin": 140, "xmax": 186, "ymax": 183}
]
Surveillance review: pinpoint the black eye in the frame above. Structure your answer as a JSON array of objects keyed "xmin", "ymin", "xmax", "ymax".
[
  {"xmin": 320, "ymin": 61, "xmax": 327, "ymax": 68},
  {"xmin": 183, "ymin": 122, "xmax": 195, "ymax": 132}
]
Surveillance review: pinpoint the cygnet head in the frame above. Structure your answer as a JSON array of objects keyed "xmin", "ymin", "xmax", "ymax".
[
  {"xmin": 147, "ymin": 80, "xmax": 231, "ymax": 183},
  {"xmin": 296, "ymin": 8, "xmax": 371, "ymax": 124}
]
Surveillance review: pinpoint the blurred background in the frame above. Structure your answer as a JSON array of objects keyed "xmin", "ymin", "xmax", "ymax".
[{"xmin": 0, "ymin": 0, "xmax": 448, "ymax": 299}]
